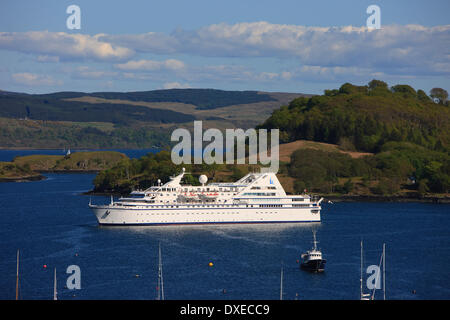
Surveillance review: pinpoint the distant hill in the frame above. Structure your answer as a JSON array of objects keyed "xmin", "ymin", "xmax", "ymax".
[
  {"xmin": 0, "ymin": 89, "xmax": 305, "ymax": 148},
  {"xmin": 41, "ymin": 88, "xmax": 277, "ymax": 110},
  {"xmin": 0, "ymin": 91, "xmax": 195, "ymax": 124}
]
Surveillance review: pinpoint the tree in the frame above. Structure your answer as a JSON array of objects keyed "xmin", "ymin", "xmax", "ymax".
[
  {"xmin": 391, "ymin": 85, "xmax": 416, "ymax": 99},
  {"xmin": 368, "ymin": 79, "xmax": 388, "ymax": 90},
  {"xmin": 417, "ymin": 89, "xmax": 431, "ymax": 102},
  {"xmin": 417, "ymin": 179, "xmax": 429, "ymax": 197},
  {"xmin": 430, "ymin": 88, "xmax": 448, "ymax": 104}
]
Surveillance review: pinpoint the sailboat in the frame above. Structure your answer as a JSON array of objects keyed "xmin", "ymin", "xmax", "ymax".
[{"xmin": 156, "ymin": 243, "xmax": 164, "ymax": 300}]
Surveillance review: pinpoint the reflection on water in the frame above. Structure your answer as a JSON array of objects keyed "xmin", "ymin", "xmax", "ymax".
[{"xmin": 100, "ymin": 222, "xmax": 321, "ymax": 234}]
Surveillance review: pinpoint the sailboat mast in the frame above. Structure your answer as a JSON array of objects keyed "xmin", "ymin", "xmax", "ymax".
[
  {"xmin": 360, "ymin": 241, "xmax": 363, "ymax": 299},
  {"xmin": 279, "ymin": 264, "xmax": 283, "ymax": 300},
  {"xmin": 383, "ymin": 243, "xmax": 386, "ymax": 300},
  {"xmin": 157, "ymin": 243, "xmax": 164, "ymax": 300},
  {"xmin": 53, "ymin": 268, "xmax": 57, "ymax": 300},
  {"xmin": 15, "ymin": 249, "xmax": 19, "ymax": 300}
]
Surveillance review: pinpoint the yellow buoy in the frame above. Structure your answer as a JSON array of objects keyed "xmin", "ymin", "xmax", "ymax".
[{"xmin": 208, "ymin": 262, "xmax": 214, "ymax": 267}]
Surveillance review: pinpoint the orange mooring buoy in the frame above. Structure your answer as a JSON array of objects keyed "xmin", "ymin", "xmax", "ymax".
[{"xmin": 208, "ymin": 262, "xmax": 214, "ymax": 267}]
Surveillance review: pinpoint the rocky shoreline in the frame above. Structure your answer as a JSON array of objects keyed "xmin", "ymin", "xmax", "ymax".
[{"xmin": 0, "ymin": 174, "xmax": 46, "ymax": 183}]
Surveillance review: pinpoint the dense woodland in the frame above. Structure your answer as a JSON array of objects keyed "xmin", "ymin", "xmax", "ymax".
[
  {"xmin": 0, "ymin": 117, "xmax": 170, "ymax": 149},
  {"xmin": 259, "ymin": 80, "xmax": 449, "ymax": 153}
]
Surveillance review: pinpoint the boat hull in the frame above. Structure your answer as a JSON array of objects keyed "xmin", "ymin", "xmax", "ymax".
[
  {"xmin": 300, "ymin": 259, "xmax": 326, "ymax": 272},
  {"xmin": 89, "ymin": 205, "xmax": 321, "ymax": 225}
]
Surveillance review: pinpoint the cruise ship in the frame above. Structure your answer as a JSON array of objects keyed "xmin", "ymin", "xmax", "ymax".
[{"xmin": 89, "ymin": 168, "xmax": 323, "ymax": 225}]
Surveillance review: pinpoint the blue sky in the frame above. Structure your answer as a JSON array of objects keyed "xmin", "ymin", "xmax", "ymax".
[{"xmin": 0, "ymin": 0, "xmax": 449, "ymax": 94}]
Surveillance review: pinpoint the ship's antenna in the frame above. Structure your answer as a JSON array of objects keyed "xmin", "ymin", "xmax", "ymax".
[{"xmin": 312, "ymin": 230, "xmax": 318, "ymax": 251}]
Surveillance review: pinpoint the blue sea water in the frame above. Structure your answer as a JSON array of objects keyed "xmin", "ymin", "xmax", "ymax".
[{"xmin": 0, "ymin": 172, "xmax": 449, "ymax": 300}]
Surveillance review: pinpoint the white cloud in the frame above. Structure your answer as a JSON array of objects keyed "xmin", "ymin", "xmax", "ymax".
[
  {"xmin": 99, "ymin": 32, "xmax": 178, "ymax": 55},
  {"xmin": 72, "ymin": 66, "xmax": 118, "ymax": 79},
  {"xmin": 162, "ymin": 82, "xmax": 191, "ymax": 89},
  {"xmin": 114, "ymin": 59, "xmax": 185, "ymax": 71},
  {"xmin": 0, "ymin": 31, "xmax": 134, "ymax": 62},
  {"xmin": 12, "ymin": 72, "xmax": 62, "ymax": 86},
  {"xmin": 2, "ymin": 22, "xmax": 449, "ymax": 88},
  {"xmin": 103, "ymin": 22, "xmax": 450, "ymax": 76}
]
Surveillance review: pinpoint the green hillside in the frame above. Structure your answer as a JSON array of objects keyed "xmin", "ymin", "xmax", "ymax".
[
  {"xmin": 259, "ymin": 80, "xmax": 450, "ymax": 196},
  {"xmin": 0, "ymin": 161, "xmax": 43, "ymax": 182},
  {"xmin": 0, "ymin": 89, "xmax": 290, "ymax": 149},
  {"xmin": 259, "ymin": 80, "xmax": 449, "ymax": 152},
  {"xmin": 0, "ymin": 151, "xmax": 128, "ymax": 181},
  {"xmin": 13, "ymin": 151, "xmax": 128, "ymax": 171},
  {"xmin": 0, "ymin": 91, "xmax": 195, "ymax": 124},
  {"xmin": 0, "ymin": 117, "xmax": 170, "ymax": 149},
  {"xmin": 0, "ymin": 89, "xmax": 275, "ymax": 124},
  {"xmin": 39, "ymin": 89, "xmax": 275, "ymax": 110}
]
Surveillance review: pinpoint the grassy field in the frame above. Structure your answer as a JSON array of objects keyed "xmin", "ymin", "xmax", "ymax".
[{"xmin": 278, "ymin": 140, "xmax": 373, "ymax": 163}]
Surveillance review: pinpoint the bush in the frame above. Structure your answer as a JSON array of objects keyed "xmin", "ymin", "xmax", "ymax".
[
  {"xmin": 293, "ymin": 180, "xmax": 307, "ymax": 194},
  {"xmin": 372, "ymin": 178, "xmax": 400, "ymax": 195}
]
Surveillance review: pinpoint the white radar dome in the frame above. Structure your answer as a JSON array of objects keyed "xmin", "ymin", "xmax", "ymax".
[{"xmin": 199, "ymin": 175, "xmax": 208, "ymax": 185}]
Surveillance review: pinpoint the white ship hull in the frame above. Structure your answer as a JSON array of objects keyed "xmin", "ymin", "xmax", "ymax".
[{"xmin": 90, "ymin": 205, "xmax": 321, "ymax": 225}]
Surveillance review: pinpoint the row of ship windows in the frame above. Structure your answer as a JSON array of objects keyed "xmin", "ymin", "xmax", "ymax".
[
  {"xmin": 134, "ymin": 211, "xmax": 281, "ymax": 216},
  {"xmin": 251, "ymin": 186, "xmax": 277, "ymax": 190},
  {"xmin": 119, "ymin": 204, "xmax": 311, "ymax": 208},
  {"xmin": 130, "ymin": 219, "xmax": 269, "ymax": 223},
  {"xmin": 259, "ymin": 204, "xmax": 283, "ymax": 208},
  {"xmin": 157, "ymin": 188, "xmax": 239, "ymax": 192}
]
